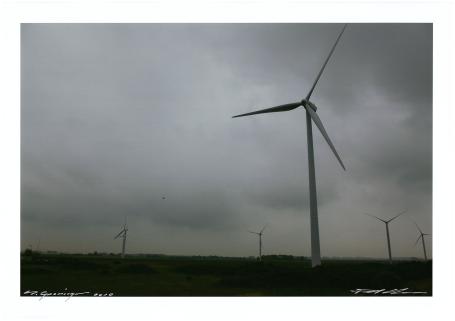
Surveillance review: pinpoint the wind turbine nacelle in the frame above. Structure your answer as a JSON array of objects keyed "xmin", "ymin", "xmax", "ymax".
[{"xmin": 302, "ymin": 100, "xmax": 317, "ymax": 112}]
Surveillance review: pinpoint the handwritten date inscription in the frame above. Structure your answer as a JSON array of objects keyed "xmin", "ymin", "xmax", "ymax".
[{"xmin": 23, "ymin": 289, "xmax": 114, "ymax": 301}]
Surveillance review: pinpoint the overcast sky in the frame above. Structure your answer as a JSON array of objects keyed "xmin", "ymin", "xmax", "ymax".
[{"xmin": 21, "ymin": 23, "xmax": 432, "ymax": 258}]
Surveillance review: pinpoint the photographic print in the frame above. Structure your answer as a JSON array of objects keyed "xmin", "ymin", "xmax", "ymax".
[{"xmin": 20, "ymin": 23, "xmax": 432, "ymax": 297}]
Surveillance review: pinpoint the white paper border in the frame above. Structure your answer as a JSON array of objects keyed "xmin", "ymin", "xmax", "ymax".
[{"xmin": 0, "ymin": 1, "xmax": 453, "ymax": 320}]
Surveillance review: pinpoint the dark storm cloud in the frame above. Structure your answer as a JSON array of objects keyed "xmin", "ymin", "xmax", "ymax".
[{"xmin": 21, "ymin": 23, "xmax": 432, "ymax": 257}]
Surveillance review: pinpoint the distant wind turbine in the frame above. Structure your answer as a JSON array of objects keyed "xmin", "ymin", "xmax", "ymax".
[
  {"xmin": 413, "ymin": 221, "xmax": 430, "ymax": 261},
  {"xmin": 233, "ymin": 24, "xmax": 348, "ymax": 267},
  {"xmin": 365, "ymin": 210, "xmax": 407, "ymax": 264},
  {"xmin": 248, "ymin": 225, "xmax": 267, "ymax": 261},
  {"xmin": 114, "ymin": 217, "xmax": 128, "ymax": 258},
  {"xmin": 37, "ymin": 237, "xmax": 41, "ymax": 253}
]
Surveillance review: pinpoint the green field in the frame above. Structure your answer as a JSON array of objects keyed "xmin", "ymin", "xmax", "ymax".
[{"xmin": 21, "ymin": 253, "xmax": 432, "ymax": 296}]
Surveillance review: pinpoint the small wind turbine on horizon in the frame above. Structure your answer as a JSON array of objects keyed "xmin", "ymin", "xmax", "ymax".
[
  {"xmin": 364, "ymin": 210, "xmax": 407, "ymax": 264},
  {"xmin": 248, "ymin": 225, "xmax": 267, "ymax": 261},
  {"xmin": 413, "ymin": 221, "xmax": 430, "ymax": 261},
  {"xmin": 114, "ymin": 217, "xmax": 128, "ymax": 258},
  {"xmin": 233, "ymin": 24, "xmax": 348, "ymax": 267}
]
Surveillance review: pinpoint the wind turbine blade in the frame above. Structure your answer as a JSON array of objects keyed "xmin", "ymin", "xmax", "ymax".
[
  {"xmin": 364, "ymin": 213, "xmax": 386, "ymax": 223},
  {"xmin": 305, "ymin": 24, "xmax": 347, "ymax": 101},
  {"xmin": 387, "ymin": 209, "xmax": 407, "ymax": 223},
  {"xmin": 248, "ymin": 230, "xmax": 259, "ymax": 235},
  {"xmin": 413, "ymin": 221, "xmax": 423, "ymax": 234},
  {"xmin": 114, "ymin": 230, "xmax": 124, "ymax": 239},
  {"xmin": 414, "ymin": 235, "xmax": 422, "ymax": 246},
  {"xmin": 305, "ymin": 105, "xmax": 346, "ymax": 170},
  {"xmin": 260, "ymin": 224, "xmax": 268, "ymax": 233},
  {"xmin": 232, "ymin": 102, "xmax": 301, "ymax": 118}
]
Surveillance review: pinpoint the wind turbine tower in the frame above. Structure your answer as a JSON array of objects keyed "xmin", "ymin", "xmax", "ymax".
[
  {"xmin": 413, "ymin": 222, "xmax": 430, "ymax": 261},
  {"xmin": 233, "ymin": 24, "xmax": 348, "ymax": 267},
  {"xmin": 365, "ymin": 210, "xmax": 407, "ymax": 264},
  {"xmin": 114, "ymin": 217, "xmax": 128, "ymax": 258},
  {"xmin": 248, "ymin": 225, "xmax": 267, "ymax": 261}
]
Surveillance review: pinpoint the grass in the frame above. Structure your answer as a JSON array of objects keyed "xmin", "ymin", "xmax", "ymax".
[{"xmin": 21, "ymin": 253, "xmax": 432, "ymax": 296}]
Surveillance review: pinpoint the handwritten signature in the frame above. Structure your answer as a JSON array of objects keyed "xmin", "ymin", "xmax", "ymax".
[
  {"xmin": 23, "ymin": 289, "xmax": 114, "ymax": 301},
  {"xmin": 350, "ymin": 288, "xmax": 427, "ymax": 295}
]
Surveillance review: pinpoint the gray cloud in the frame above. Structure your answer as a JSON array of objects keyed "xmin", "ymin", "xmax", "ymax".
[{"xmin": 21, "ymin": 23, "xmax": 432, "ymax": 258}]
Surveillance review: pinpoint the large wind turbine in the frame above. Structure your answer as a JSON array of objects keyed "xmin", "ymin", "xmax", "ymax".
[
  {"xmin": 248, "ymin": 225, "xmax": 267, "ymax": 261},
  {"xmin": 233, "ymin": 24, "xmax": 348, "ymax": 267},
  {"xmin": 365, "ymin": 210, "xmax": 407, "ymax": 264},
  {"xmin": 413, "ymin": 221, "xmax": 430, "ymax": 261},
  {"xmin": 114, "ymin": 217, "xmax": 128, "ymax": 258}
]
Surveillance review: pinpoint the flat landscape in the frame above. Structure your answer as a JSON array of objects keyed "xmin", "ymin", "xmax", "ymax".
[{"xmin": 21, "ymin": 253, "xmax": 432, "ymax": 296}]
